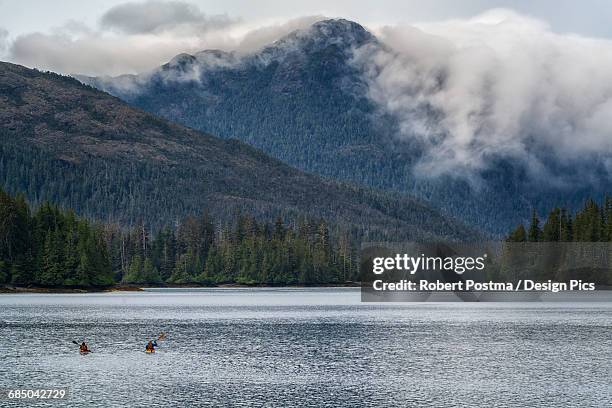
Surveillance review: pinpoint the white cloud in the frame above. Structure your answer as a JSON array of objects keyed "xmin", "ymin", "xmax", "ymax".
[
  {"xmin": 0, "ymin": 27, "xmax": 8, "ymax": 56},
  {"xmin": 234, "ymin": 15, "xmax": 324, "ymax": 52},
  {"xmin": 354, "ymin": 9, "xmax": 612, "ymax": 178},
  {"xmin": 9, "ymin": 26, "xmax": 233, "ymax": 76},
  {"xmin": 100, "ymin": 0, "xmax": 236, "ymax": 35},
  {"xmin": 6, "ymin": 1, "xmax": 320, "ymax": 76}
]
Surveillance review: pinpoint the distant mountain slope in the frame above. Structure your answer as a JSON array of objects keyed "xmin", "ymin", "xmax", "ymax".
[
  {"xmin": 0, "ymin": 61, "xmax": 474, "ymax": 241},
  {"xmin": 83, "ymin": 19, "xmax": 611, "ymax": 234}
]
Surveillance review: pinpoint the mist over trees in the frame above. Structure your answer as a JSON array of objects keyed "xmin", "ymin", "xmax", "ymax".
[{"xmin": 90, "ymin": 19, "xmax": 612, "ymax": 236}]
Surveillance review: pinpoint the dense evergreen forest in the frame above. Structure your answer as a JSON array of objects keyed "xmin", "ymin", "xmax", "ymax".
[
  {"xmin": 0, "ymin": 188, "xmax": 357, "ymax": 288},
  {"xmin": 90, "ymin": 19, "xmax": 612, "ymax": 235},
  {"xmin": 0, "ymin": 61, "xmax": 473, "ymax": 243},
  {"xmin": 507, "ymin": 197, "xmax": 612, "ymax": 242},
  {"xmin": 502, "ymin": 197, "xmax": 612, "ymax": 285}
]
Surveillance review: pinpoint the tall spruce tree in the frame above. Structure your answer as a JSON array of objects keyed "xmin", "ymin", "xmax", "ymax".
[
  {"xmin": 528, "ymin": 209, "xmax": 541, "ymax": 242},
  {"xmin": 542, "ymin": 208, "xmax": 561, "ymax": 242}
]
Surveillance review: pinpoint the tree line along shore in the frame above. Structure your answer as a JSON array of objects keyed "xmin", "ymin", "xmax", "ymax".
[
  {"xmin": 507, "ymin": 197, "xmax": 612, "ymax": 242},
  {"xmin": 3, "ymin": 186, "xmax": 612, "ymax": 290},
  {"xmin": 0, "ymin": 188, "xmax": 359, "ymax": 289}
]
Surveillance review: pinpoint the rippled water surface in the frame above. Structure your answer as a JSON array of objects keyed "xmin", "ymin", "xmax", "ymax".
[{"xmin": 0, "ymin": 288, "xmax": 611, "ymax": 407}]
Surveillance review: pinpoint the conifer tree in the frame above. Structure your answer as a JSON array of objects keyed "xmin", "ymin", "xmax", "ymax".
[
  {"xmin": 0, "ymin": 188, "xmax": 358, "ymax": 287},
  {"xmin": 559, "ymin": 209, "xmax": 572, "ymax": 242},
  {"xmin": 527, "ymin": 209, "xmax": 541, "ymax": 242},
  {"xmin": 542, "ymin": 208, "xmax": 561, "ymax": 242},
  {"xmin": 507, "ymin": 224, "xmax": 527, "ymax": 242}
]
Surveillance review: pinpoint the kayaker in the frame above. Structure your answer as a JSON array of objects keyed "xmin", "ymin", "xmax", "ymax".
[
  {"xmin": 146, "ymin": 341, "xmax": 155, "ymax": 353},
  {"xmin": 80, "ymin": 342, "xmax": 89, "ymax": 353}
]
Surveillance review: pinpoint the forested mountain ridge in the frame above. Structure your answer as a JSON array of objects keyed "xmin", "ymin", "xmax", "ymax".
[
  {"xmin": 83, "ymin": 18, "xmax": 612, "ymax": 235},
  {"xmin": 0, "ymin": 61, "xmax": 474, "ymax": 242}
]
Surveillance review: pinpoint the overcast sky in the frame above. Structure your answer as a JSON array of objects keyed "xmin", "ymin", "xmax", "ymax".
[
  {"xmin": 1, "ymin": 0, "xmax": 612, "ymax": 76},
  {"xmin": 2, "ymin": 0, "xmax": 612, "ymax": 38}
]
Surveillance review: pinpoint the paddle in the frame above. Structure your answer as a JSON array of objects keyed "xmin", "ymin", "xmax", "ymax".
[
  {"xmin": 73, "ymin": 340, "xmax": 92, "ymax": 353},
  {"xmin": 152, "ymin": 332, "xmax": 166, "ymax": 347}
]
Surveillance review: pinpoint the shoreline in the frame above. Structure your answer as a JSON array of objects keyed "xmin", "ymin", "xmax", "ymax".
[{"xmin": 0, "ymin": 282, "xmax": 361, "ymax": 294}]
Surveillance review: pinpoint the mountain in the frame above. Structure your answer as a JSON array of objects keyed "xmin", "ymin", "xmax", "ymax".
[
  {"xmin": 0, "ymin": 61, "xmax": 475, "ymax": 241},
  {"xmin": 82, "ymin": 18, "xmax": 611, "ymax": 235}
]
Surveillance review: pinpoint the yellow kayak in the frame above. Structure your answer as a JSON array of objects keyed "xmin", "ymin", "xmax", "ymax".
[{"xmin": 145, "ymin": 349, "xmax": 155, "ymax": 353}]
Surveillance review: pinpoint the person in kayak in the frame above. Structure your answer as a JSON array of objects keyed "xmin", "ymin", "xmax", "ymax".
[
  {"xmin": 146, "ymin": 340, "xmax": 155, "ymax": 353},
  {"xmin": 80, "ymin": 342, "xmax": 89, "ymax": 353}
]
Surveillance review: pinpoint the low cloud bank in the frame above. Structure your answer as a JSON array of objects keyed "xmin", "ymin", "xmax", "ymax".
[
  {"xmin": 5, "ymin": 1, "xmax": 320, "ymax": 76},
  {"xmin": 355, "ymin": 9, "xmax": 612, "ymax": 179}
]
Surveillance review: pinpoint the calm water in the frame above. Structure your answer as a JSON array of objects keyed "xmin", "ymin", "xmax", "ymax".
[{"xmin": 0, "ymin": 288, "xmax": 611, "ymax": 407}]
